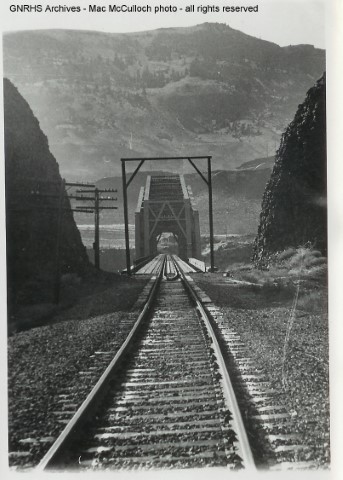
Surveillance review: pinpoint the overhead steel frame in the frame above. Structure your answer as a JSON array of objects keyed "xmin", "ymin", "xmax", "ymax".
[{"xmin": 121, "ymin": 156, "xmax": 214, "ymax": 275}]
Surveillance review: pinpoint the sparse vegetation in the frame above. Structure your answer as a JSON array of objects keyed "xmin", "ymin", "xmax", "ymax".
[
  {"xmin": 198, "ymin": 243, "xmax": 327, "ymax": 316},
  {"xmin": 221, "ymin": 245, "xmax": 327, "ymax": 286}
]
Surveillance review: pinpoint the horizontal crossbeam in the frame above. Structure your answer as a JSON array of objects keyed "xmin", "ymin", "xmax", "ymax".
[{"xmin": 122, "ymin": 156, "xmax": 211, "ymax": 162}]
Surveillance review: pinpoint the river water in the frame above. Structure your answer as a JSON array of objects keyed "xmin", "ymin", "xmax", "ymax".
[{"xmin": 77, "ymin": 224, "xmax": 135, "ymax": 249}]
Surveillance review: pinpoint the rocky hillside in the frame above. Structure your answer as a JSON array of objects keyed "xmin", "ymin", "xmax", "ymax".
[
  {"xmin": 253, "ymin": 74, "xmax": 326, "ymax": 264},
  {"xmin": 4, "ymin": 79, "xmax": 90, "ymax": 308},
  {"xmin": 3, "ymin": 23, "xmax": 325, "ymax": 180}
]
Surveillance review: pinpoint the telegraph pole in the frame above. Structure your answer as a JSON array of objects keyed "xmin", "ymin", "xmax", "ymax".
[
  {"xmin": 76, "ymin": 187, "xmax": 117, "ymax": 270},
  {"xmin": 94, "ymin": 188, "xmax": 100, "ymax": 270},
  {"xmin": 121, "ymin": 161, "xmax": 131, "ymax": 275},
  {"xmin": 23, "ymin": 179, "xmax": 95, "ymax": 304},
  {"xmin": 208, "ymin": 157, "xmax": 215, "ymax": 272},
  {"xmin": 53, "ymin": 179, "xmax": 65, "ymax": 304}
]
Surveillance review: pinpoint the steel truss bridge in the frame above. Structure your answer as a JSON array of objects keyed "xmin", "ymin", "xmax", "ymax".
[{"xmin": 134, "ymin": 174, "xmax": 201, "ymax": 260}]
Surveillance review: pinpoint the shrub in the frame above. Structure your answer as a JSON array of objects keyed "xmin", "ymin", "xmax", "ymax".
[
  {"xmin": 277, "ymin": 247, "xmax": 297, "ymax": 262},
  {"xmin": 297, "ymin": 290, "xmax": 328, "ymax": 314}
]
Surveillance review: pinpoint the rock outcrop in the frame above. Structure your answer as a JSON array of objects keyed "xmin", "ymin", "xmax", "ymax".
[
  {"xmin": 4, "ymin": 78, "xmax": 90, "ymax": 306},
  {"xmin": 253, "ymin": 74, "xmax": 326, "ymax": 264}
]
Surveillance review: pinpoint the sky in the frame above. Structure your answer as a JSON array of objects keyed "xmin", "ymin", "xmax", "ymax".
[{"xmin": 0, "ymin": 0, "xmax": 325, "ymax": 48}]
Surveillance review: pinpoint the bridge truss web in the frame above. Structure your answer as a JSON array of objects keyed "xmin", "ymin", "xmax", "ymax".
[{"xmin": 135, "ymin": 174, "xmax": 201, "ymax": 261}]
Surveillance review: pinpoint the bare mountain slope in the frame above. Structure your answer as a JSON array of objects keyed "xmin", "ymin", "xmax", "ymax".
[{"xmin": 3, "ymin": 23, "xmax": 325, "ymax": 180}]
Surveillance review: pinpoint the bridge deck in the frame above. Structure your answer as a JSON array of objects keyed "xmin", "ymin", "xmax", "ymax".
[
  {"xmin": 135, "ymin": 255, "xmax": 197, "ymax": 275},
  {"xmin": 135, "ymin": 254, "xmax": 164, "ymax": 274}
]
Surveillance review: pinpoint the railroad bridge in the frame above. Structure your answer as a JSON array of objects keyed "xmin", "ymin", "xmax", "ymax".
[{"xmin": 135, "ymin": 174, "xmax": 201, "ymax": 260}]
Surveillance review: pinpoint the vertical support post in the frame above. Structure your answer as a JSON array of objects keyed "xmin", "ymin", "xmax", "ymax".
[
  {"xmin": 94, "ymin": 188, "xmax": 100, "ymax": 270},
  {"xmin": 135, "ymin": 186, "xmax": 144, "ymax": 259},
  {"xmin": 134, "ymin": 211, "xmax": 141, "ymax": 260},
  {"xmin": 143, "ymin": 176, "xmax": 151, "ymax": 257},
  {"xmin": 54, "ymin": 178, "xmax": 65, "ymax": 304},
  {"xmin": 143, "ymin": 199, "xmax": 150, "ymax": 256},
  {"xmin": 193, "ymin": 209, "xmax": 201, "ymax": 259},
  {"xmin": 122, "ymin": 160, "xmax": 131, "ymax": 275},
  {"xmin": 208, "ymin": 157, "xmax": 215, "ymax": 271},
  {"xmin": 184, "ymin": 199, "xmax": 193, "ymax": 259}
]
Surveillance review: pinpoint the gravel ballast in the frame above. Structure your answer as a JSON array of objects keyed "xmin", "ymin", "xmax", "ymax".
[
  {"xmin": 8, "ymin": 270, "xmax": 329, "ymax": 470},
  {"xmin": 8, "ymin": 277, "xmax": 150, "ymax": 468},
  {"xmin": 194, "ymin": 276, "xmax": 330, "ymax": 468}
]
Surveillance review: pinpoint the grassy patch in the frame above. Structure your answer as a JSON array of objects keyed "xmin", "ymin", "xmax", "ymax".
[
  {"xmin": 196, "ymin": 246, "xmax": 327, "ymax": 315},
  {"xmin": 297, "ymin": 290, "xmax": 328, "ymax": 314},
  {"xmin": 228, "ymin": 246, "xmax": 327, "ymax": 287},
  {"xmin": 196, "ymin": 277, "xmax": 296, "ymax": 310}
]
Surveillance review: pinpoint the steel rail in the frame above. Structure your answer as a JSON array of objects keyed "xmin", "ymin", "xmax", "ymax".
[
  {"xmin": 172, "ymin": 255, "xmax": 256, "ymax": 471},
  {"xmin": 36, "ymin": 255, "xmax": 166, "ymax": 471},
  {"xmin": 163, "ymin": 255, "xmax": 179, "ymax": 281}
]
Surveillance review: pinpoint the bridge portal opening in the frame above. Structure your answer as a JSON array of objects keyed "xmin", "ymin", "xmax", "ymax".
[
  {"xmin": 157, "ymin": 232, "xmax": 179, "ymax": 255},
  {"xmin": 134, "ymin": 174, "xmax": 201, "ymax": 262}
]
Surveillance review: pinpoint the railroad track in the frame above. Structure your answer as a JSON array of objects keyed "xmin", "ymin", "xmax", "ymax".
[
  {"xmin": 134, "ymin": 254, "xmax": 164, "ymax": 274},
  {"xmin": 36, "ymin": 254, "xmax": 256, "ymax": 472}
]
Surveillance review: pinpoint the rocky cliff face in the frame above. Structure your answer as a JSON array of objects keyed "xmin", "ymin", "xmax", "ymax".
[
  {"xmin": 253, "ymin": 74, "xmax": 326, "ymax": 264},
  {"xmin": 4, "ymin": 79, "xmax": 90, "ymax": 306}
]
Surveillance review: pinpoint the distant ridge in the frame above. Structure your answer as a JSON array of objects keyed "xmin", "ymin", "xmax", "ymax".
[
  {"xmin": 236, "ymin": 156, "xmax": 275, "ymax": 171},
  {"xmin": 3, "ymin": 23, "xmax": 325, "ymax": 180}
]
